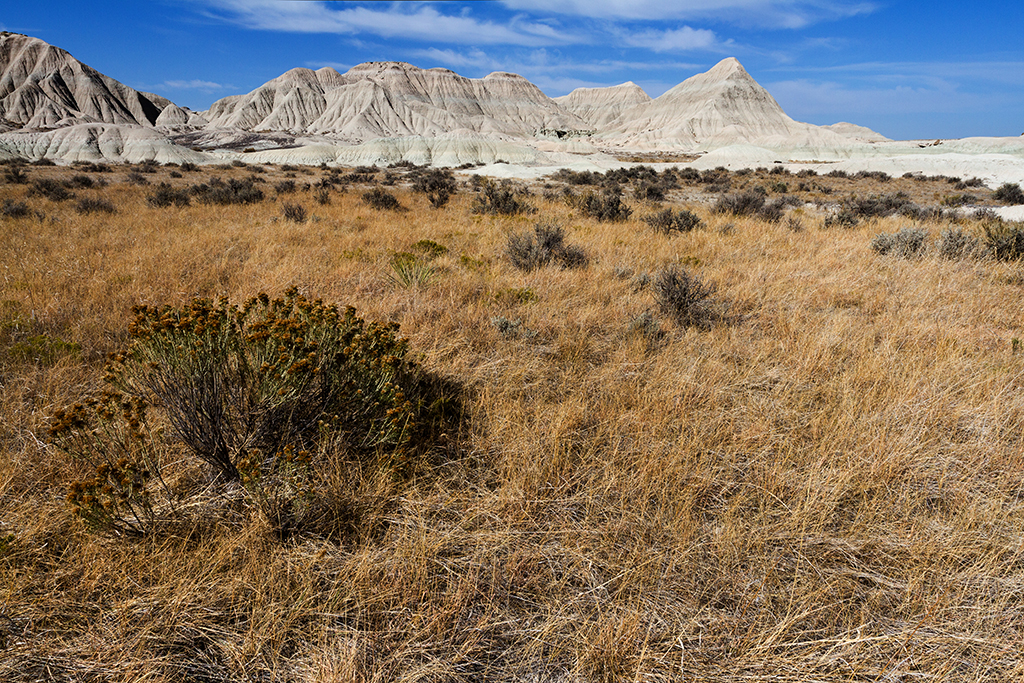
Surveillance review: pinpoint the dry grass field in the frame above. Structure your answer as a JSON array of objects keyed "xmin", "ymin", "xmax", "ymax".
[{"xmin": 1, "ymin": 159, "xmax": 1023, "ymax": 681}]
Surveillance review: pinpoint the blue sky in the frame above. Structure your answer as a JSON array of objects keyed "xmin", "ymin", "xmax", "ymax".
[{"xmin": 4, "ymin": 1, "xmax": 1022, "ymax": 140}]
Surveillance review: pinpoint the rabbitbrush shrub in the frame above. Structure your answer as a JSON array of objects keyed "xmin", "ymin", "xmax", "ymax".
[
  {"xmin": 870, "ymin": 227, "xmax": 928, "ymax": 258},
  {"xmin": 50, "ymin": 289, "xmax": 457, "ymax": 533}
]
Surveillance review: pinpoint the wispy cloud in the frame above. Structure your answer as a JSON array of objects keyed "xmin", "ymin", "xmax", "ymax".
[
  {"xmin": 411, "ymin": 48, "xmax": 505, "ymax": 72},
  {"xmin": 195, "ymin": 0, "xmax": 576, "ymax": 47},
  {"xmin": 619, "ymin": 26, "xmax": 719, "ymax": 52},
  {"xmin": 773, "ymin": 60, "xmax": 1024, "ymax": 88},
  {"xmin": 498, "ymin": 0, "xmax": 876, "ymax": 28},
  {"xmin": 766, "ymin": 76, "xmax": 1022, "ymax": 125},
  {"xmin": 158, "ymin": 79, "xmax": 229, "ymax": 91}
]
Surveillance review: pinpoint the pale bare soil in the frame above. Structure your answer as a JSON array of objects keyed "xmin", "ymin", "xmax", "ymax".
[{"xmin": 1, "ymin": 162, "xmax": 1023, "ymax": 681}]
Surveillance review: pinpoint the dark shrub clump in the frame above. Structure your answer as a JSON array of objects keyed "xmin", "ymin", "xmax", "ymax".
[
  {"xmin": 412, "ymin": 168, "xmax": 458, "ymax": 209},
  {"xmin": 189, "ymin": 177, "xmax": 264, "ymax": 205},
  {"xmin": 472, "ymin": 179, "xmax": 535, "ymax": 216},
  {"xmin": 994, "ymin": 183, "xmax": 1024, "ymax": 205},
  {"xmin": 1, "ymin": 198, "xmax": 31, "ymax": 218},
  {"xmin": 146, "ymin": 182, "xmax": 191, "ymax": 208},
  {"xmin": 983, "ymin": 221, "xmax": 1024, "ymax": 261},
  {"xmin": 281, "ymin": 202, "xmax": 307, "ymax": 223},
  {"xmin": 714, "ymin": 191, "xmax": 783, "ymax": 222},
  {"xmin": 275, "ymin": 180, "xmax": 297, "ymax": 195},
  {"xmin": 506, "ymin": 223, "xmax": 588, "ymax": 271},
  {"xmin": 653, "ymin": 266, "xmax": 718, "ymax": 329},
  {"xmin": 362, "ymin": 187, "xmax": 403, "ymax": 211},
  {"xmin": 74, "ymin": 197, "xmax": 117, "ymax": 215},
  {"xmin": 567, "ymin": 190, "xmax": 632, "ymax": 222},
  {"xmin": 27, "ymin": 178, "xmax": 74, "ymax": 202},
  {"xmin": 644, "ymin": 208, "xmax": 703, "ymax": 234},
  {"xmin": 3, "ymin": 167, "xmax": 29, "ymax": 184}
]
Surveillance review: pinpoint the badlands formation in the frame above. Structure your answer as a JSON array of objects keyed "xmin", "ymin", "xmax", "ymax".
[{"xmin": 1, "ymin": 30, "xmax": 1023, "ymax": 187}]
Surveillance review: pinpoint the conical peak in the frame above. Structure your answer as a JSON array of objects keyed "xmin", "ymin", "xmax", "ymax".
[{"xmin": 705, "ymin": 57, "xmax": 751, "ymax": 81}]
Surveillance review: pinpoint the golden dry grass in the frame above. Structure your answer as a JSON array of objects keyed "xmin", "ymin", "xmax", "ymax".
[{"xmin": 1, "ymin": 162, "xmax": 1023, "ymax": 681}]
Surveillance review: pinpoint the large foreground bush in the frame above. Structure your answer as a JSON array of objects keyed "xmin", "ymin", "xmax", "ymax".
[{"xmin": 50, "ymin": 288, "xmax": 459, "ymax": 533}]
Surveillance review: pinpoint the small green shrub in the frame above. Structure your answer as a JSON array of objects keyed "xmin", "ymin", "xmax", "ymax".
[
  {"xmin": 6, "ymin": 333, "xmax": 81, "ymax": 365},
  {"xmin": 411, "ymin": 239, "xmax": 448, "ymax": 259},
  {"xmin": 938, "ymin": 227, "xmax": 983, "ymax": 260},
  {"xmin": 389, "ymin": 252, "xmax": 435, "ymax": 288},
  {"xmin": 492, "ymin": 287, "xmax": 536, "ymax": 305},
  {"xmin": 653, "ymin": 265, "xmax": 717, "ymax": 329},
  {"xmin": 942, "ymin": 194, "xmax": 974, "ymax": 207},
  {"xmin": 870, "ymin": 227, "xmax": 928, "ymax": 258},
  {"xmin": 627, "ymin": 311, "xmax": 663, "ymax": 342}
]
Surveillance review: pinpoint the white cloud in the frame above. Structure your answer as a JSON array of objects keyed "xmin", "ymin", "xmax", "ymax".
[
  {"xmin": 619, "ymin": 26, "xmax": 718, "ymax": 52},
  {"xmin": 196, "ymin": 0, "xmax": 576, "ymax": 46},
  {"xmin": 410, "ymin": 48, "xmax": 504, "ymax": 72},
  {"xmin": 159, "ymin": 79, "xmax": 228, "ymax": 91},
  {"xmin": 498, "ymin": 0, "xmax": 876, "ymax": 28},
  {"xmin": 778, "ymin": 61, "xmax": 1024, "ymax": 88}
]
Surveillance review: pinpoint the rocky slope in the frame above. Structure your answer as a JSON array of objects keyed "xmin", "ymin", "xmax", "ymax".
[
  {"xmin": 203, "ymin": 61, "xmax": 589, "ymax": 141},
  {"xmin": 554, "ymin": 82, "xmax": 651, "ymax": 129},
  {"xmin": 0, "ymin": 32, "xmax": 177, "ymax": 129}
]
